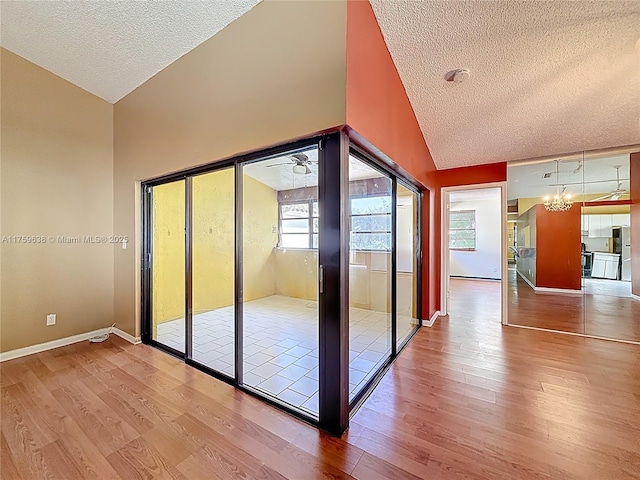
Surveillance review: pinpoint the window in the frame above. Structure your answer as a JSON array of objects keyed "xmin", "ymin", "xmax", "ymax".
[
  {"xmin": 449, "ymin": 210, "xmax": 476, "ymax": 250},
  {"xmin": 350, "ymin": 196, "xmax": 392, "ymax": 251},
  {"xmin": 279, "ymin": 201, "xmax": 318, "ymax": 248}
]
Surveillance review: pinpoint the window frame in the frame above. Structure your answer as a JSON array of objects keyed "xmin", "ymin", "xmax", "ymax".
[
  {"xmin": 349, "ymin": 194, "xmax": 392, "ymax": 252},
  {"xmin": 278, "ymin": 199, "xmax": 318, "ymax": 249},
  {"xmin": 449, "ymin": 209, "xmax": 477, "ymax": 251}
]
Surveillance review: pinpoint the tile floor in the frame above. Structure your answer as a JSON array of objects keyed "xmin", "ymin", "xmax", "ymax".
[{"xmin": 156, "ymin": 295, "xmax": 418, "ymax": 417}]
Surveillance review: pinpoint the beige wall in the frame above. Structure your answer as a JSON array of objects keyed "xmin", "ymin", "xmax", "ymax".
[
  {"xmin": 113, "ymin": 0, "xmax": 347, "ymax": 336},
  {"xmin": 1, "ymin": 49, "xmax": 114, "ymax": 352}
]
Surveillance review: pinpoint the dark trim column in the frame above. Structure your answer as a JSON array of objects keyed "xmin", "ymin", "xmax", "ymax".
[{"xmin": 318, "ymin": 131, "xmax": 349, "ymax": 435}]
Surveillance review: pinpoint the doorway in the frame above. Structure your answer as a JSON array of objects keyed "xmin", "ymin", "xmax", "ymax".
[{"xmin": 441, "ymin": 184, "xmax": 507, "ymax": 325}]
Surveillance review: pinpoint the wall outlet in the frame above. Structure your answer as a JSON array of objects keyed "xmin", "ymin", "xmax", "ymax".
[{"xmin": 46, "ymin": 314, "xmax": 56, "ymax": 326}]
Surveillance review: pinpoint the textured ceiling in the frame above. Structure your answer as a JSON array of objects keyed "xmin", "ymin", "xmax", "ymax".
[
  {"xmin": 508, "ymin": 153, "xmax": 630, "ymax": 200},
  {"xmin": 0, "ymin": 0, "xmax": 261, "ymax": 103},
  {"xmin": 370, "ymin": 0, "xmax": 640, "ymax": 169}
]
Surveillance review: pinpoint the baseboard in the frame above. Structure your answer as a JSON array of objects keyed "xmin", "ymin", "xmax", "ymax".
[
  {"xmin": 0, "ymin": 325, "xmax": 140, "ymax": 362},
  {"xmin": 508, "ymin": 324, "xmax": 640, "ymax": 346},
  {"xmin": 534, "ymin": 286, "xmax": 583, "ymax": 295},
  {"xmin": 632, "ymin": 294, "xmax": 640, "ymax": 302},
  {"xmin": 113, "ymin": 327, "xmax": 141, "ymax": 344},
  {"xmin": 516, "ymin": 270, "xmax": 582, "ymax": 295},
  {"xmin": 516, "ymin": 270, "xmax": 536, "ymax": 289},
  {"xmin": 423, "ymin": 310, "xmax": 441, "ymax": 327},
  {"xmin": 450, "ymin": 275, "xmax": 501, "ymax": 282}
]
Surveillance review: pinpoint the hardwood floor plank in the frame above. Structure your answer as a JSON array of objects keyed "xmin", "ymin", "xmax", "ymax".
[
  {"xmin": 106, "ymin": 437, "xmax": 188, "ymax": 480},
  {"xmin": 2, "ymin": 278, "xmax": 639, "ymax": 479}
]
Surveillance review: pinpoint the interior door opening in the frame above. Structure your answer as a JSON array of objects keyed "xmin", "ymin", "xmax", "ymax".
[{"xmin": 442, "ymin": 185, "xmax": 506, "ymax": 325}]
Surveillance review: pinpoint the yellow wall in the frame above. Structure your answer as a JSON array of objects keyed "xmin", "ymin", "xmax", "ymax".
[
  {"xmin": 151, "ymin": 181, "xmax": 186, "ymax": 324},
  {"xmin": 113, "ymin": 0, "xmax": 347, "ymax": 337},
  {"xmin": 192, "ymin": 169, "xmax": 235, "ymax": 315},
  {"xmin": 150, "ymin": 172, "xmax": 278, "ymax": 324},
  {"xmin": 0, "ymin": 49, "xmax": 114, "ymax": 352},
  {"xmin": 242, "ymin": 175, "xmax": 278, "ymax": 302},
  {"xmin": 275, "ymin": 249, "xmax": 319, "ymax": 301}
]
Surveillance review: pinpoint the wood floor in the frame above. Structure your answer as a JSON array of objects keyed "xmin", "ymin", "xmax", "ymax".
[
  {"xmin": 2, "ymin": 280, "xmax": 640, "ymax": 479},
  {"xmin": 508, "ymin": 269, "xmax": 640, "ymax": 342}
]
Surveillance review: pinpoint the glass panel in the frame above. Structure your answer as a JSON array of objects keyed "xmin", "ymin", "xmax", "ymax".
[
  {"xmin": 281, "ymin": 218, "xmax": 310, "ymax": 234},
  {"xmin": 191, "ymin": 168, "xmax": 235, "ymax": 376},
  {"xmin": 242, "ymin": 146, "xmax": 320, "ymax": 418},
  {"xmin": 507, "ymin": 159, "xmax": 585, "ymax": 334},
  {"xmin": 281, "ymin": 234, "xmax": 309, "ymax": 248},
  {"xmin": 396, "ymin": 184, "xmax": 419, "ymax": 348},
  {"xmin": 348, "ymin": 154, "xmax": 392, "ymax": 402},
  {"xmin": 151, "ymin": 180, "xmax": 185, "ymax": 353},
  {"xmin": 351, "ymin": 214, "xmax": 392, "ymax": 232},
  {"xmin": 583, "ymin": 153, "xmax": 637, "ymax": 342},
  {"xmin": 281, "ymin": 203, "xmax": 309, "ymax": 219}
]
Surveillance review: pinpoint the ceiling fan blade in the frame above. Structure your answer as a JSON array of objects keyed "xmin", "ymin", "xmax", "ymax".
[
  {"xmin": 590, "ymin": 194, "xmax": 612, "ymax": 202},
  {"xmin": 290, "ymin": 153, "xmax": 309, "ymax": 163},
  {"xmin": 265, "ymin": 163, "xmax": 291, "ymax": 168}
]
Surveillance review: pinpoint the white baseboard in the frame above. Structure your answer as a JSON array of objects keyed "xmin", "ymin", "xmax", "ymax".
[
  {"xmin": 0, "ymin": 325, "xmax": 140, "ymax": 363},
  {"xmin": 516, "ymin": 269, "xmax": 582, "ymax": 295},
  {"xmin": 534, "ymin": 286, "xmax": 583, "ymax": 295},
  {"xmin": 113, "ymin": 327, "xmax": 141, "ymax": 344},
  {"xmin": 423, "ymin": 310, "xmax": 441, "ymax": 327},
  {"xmin": 632, "ymin": 293, "xmax": 640, "ymax": 302}
]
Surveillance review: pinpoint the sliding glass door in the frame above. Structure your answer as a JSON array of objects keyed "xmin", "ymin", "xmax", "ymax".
[
  {"xmin": 240, "ymin": 146, "xmax": 321, "ymax": 417},
  {"xmin": 142, "ymin": 133, "xmax": 423, "ymax": 434},
  {"xmin": 190, "ymin": 168, "xmax": 236, "ymax": 377},
  {"xmin": 149, "ymin": 179, "xmax": 186, "ymax": 354},
  {"xmin": 396, "ymin": 182, "xmax": 420, "ymax": 348}
]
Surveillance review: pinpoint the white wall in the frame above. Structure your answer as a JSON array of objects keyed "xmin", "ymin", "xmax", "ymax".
[{"xmin": 450, "ymin": 196, "xmax": 502, "ymax": 279}]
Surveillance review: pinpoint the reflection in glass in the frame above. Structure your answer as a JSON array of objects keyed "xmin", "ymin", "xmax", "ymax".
[
  {"xmin": 191, "ymin": 168, "xmax": 235, "ymax": 376},
  {"xmin": 151, "ymin": 180, "xmax": 186, "ymax": 353},
  {"xmin": 508, "ymin": 151, "xmax": 639, "ymax": 342},
  {"xmin": 396, "ymin": 184, "xmax": 420, "ymax": 348},
  {"xmin": 242, "ymin": 147, "xmax": 320, "ymax": 418},
  {"xmin": 348, "ymin": 154, "xmax": 392, "ymax": 401}
]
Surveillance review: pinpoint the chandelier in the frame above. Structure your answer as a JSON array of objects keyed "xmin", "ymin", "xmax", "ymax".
[{"xmin": 543, "ymin": 160, "xmax": 573, "ymax": 212}]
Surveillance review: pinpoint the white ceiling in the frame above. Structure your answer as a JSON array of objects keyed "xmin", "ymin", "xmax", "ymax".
[
  {"xmin": 450, "ymin": 187, "xmax": 501, "ymax": 203},
  {"xmin": 2, "ymin": 1, "xmax": 638, "ymax": 168},
  {"xmin": 370, "ymin": 0, "xmax": 640, "ymax": 169},
  {"xmin": 0, "ymin": 0, "xmax": 261, "ymax": 103},
  {"xmin": 508, "ymin": 153, "xmax": 630, "ymax": 200},
  {"xmin": 244, "ymin": 150, "xmax": 388, "ymax": 192}
]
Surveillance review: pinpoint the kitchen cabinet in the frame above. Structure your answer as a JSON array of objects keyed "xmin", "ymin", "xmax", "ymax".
[
  {"xmin": 612, "ymin": 214, "xmax": 630, "ymax": 227},
  {"xmin": 591, "ymin": 252, "xmax": 620, "ymax": 280},
  {"xmin": 583, "ymin": 214, "xmax": 630, "ymax": 238}
]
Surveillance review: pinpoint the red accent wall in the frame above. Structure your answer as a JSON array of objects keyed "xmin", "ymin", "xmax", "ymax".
[
  {"xmin": 631, "ymin": 152, "xmax": 640, "ymax": 297},
  {"xmin": 345, "ymin": 0, "xmax": 508, "ymax": 318},
  {"xmin": 535, "ymin": 204, "xmax": 582, "ymax": 290},
  {"xmin": 346, "ymin": 0, "xmax": 437, "ymax": 318}
]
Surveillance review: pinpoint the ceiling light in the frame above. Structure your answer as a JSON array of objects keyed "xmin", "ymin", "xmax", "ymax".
[
  {"xmin": 543, "ymin": 160, "xmax": 573, "ymax": 212},
  {"xmin": 292, "ymin": 164, "xmax": 307, "ymax": 175}
]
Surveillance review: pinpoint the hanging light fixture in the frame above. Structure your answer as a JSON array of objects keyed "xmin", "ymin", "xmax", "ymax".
[{"xmin": 543, "ymin": 160, "xmax": 573, "ymax": 212}]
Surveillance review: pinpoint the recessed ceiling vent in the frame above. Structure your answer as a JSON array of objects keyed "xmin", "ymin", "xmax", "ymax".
[{"xmin": 543, "ymin": 172, "xmax": 552, "ymax": 179}]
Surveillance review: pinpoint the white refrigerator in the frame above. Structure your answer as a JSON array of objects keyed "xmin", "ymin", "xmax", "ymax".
[{"xmin": 621, "ymin": 227, "xmax": 631, "ymax": 282}]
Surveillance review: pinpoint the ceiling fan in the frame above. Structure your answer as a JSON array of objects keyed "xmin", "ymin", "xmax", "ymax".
[
  {"xmin": 591, "ymin": 165, "xmax": 628, "ymax": 201},
  {"xmin": 266, "ymin": 153, "xmax": 317, "ymax": 175}
]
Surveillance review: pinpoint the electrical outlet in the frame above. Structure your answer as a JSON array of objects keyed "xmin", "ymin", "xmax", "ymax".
[
  {"xmin": 272, "ymin": 225, "xmax": 277, "ymax": 233},
  {"xmin": 46, "ymin": 314, "xmax": 56, "ymax": 326}
]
